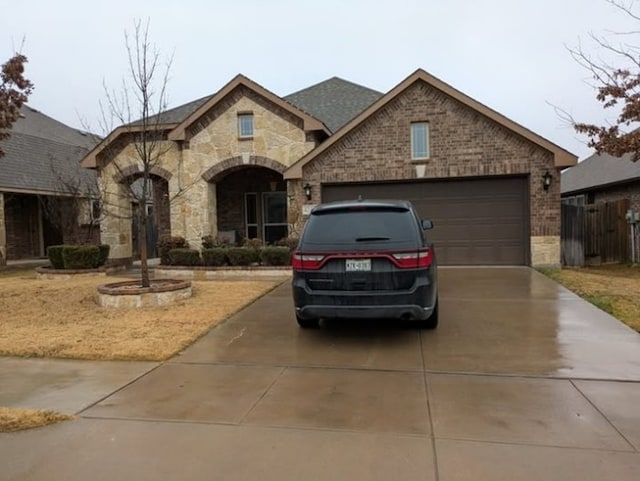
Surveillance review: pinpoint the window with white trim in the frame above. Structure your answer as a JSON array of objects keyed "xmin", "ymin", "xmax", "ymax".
[
  {"xmin": 411, "ymin": 122, "xmax": 429, "ymax": 159},
  {"xmin": 238, "ymin": 113, "xmax": 254, "ymax": 138}
]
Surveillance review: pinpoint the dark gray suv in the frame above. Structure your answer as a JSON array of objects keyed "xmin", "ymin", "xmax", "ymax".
[{"xmin": 292, "ymin": 199, "xmax": 438, "ymax": 329}]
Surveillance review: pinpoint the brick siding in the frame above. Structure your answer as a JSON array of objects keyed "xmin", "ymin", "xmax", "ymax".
[
  {"xmin": 592, "ymin": 181, "xmax": 640, "ymax": 214},
  {"xmin": 300, "ymin": 79, "xmax": 559, "ymax": 237}
]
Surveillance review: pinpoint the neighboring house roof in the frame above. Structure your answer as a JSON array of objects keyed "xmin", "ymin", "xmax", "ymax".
[
  {"xmin": 284, "ymin": 77, "xmax": 383, "ymax": 133},
  {"xmin": 0, "ymin": 106, "xmax": 98, "ymax": 196},
  {"xmin": 561, "ymin": 151, "xmax": 640, "ymax": 195},
  {"xmin": 10, "ymin": 106, "xmax": 98, "ymax": 149},
  {"xmin": 284, "ymin": 69, "xmax": 578, "ymax": 179}
]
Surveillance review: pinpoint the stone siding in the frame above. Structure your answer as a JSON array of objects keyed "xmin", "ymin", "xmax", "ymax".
[
  {"xmin": 531, "ymin": 236, "xmax": 561, "ymax": 266},
  {"xmin": 98, "ymin": 87, "xmax": 318, "ymax": 260}
]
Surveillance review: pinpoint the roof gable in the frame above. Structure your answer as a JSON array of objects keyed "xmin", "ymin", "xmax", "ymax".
[
  {"xmin": 167, "ymin": 74, "xmax": 329, "ymax": 141},
  {"xmin": 561, "ymin": 151, "xmax": 640, "ymax": 194},
  {"xmin": 284, "ymin": 69, "xmax": 577, "ymax": 179}
]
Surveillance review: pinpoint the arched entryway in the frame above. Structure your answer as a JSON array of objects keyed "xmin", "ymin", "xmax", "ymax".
[
  {"xmin": 117, "ymin": 170, "xmax": 171, "ymax": 259},
  {"xmin": 212, "ymin": 166, "xmax": 287, "ymax": 244}
]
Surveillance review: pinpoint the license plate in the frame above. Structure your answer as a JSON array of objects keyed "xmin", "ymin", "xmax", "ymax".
[{"xmin": 345, "ymin": 259, "xmax": 371, "ymax": 272}]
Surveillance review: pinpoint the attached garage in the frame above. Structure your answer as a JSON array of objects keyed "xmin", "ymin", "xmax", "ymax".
[
  {"xmin": 285, "ymin": 69, "xmax": 578, "ymax": 267},
  {"xmin": 322, "ymin": 176, "xmax": 529, "ymax": 265}
]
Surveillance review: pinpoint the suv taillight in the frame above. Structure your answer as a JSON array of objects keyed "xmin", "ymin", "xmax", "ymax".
[
  {"xmin": 391, "ymin": 248, "xmax": 432, "ymax": 268},
  {"xmin": 292, "ymin": 253, "xmax": 326, "ymax": 271}
]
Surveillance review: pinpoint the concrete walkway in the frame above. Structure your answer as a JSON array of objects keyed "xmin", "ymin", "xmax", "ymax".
[{"xmin": 1, "ymin": 268, "xmax": 639, "ymax": 480}]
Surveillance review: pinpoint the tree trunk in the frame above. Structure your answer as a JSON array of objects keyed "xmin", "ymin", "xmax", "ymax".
[{"xmin": 138, "ymin": 206, "xmax": 150, "ymax": 288}]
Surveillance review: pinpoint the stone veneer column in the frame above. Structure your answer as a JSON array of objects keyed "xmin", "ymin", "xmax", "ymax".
[
  {"xmin": 0, "ymin": 193, "xmax": 6, "ymax": 266},
  {"xmin": 101, "ymin": 183, "xmax": 133, "ymax": 264},
  {"xmin": 168, "ymin": 148, "xmax": 210, "ymax": 249},
  {"xmin": 531, "ymin": 236, "xmax": 560, "ymax": 266}
]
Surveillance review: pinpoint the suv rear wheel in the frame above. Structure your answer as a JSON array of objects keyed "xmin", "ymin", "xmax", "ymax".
[{"xmin": 296, "ymin": 313, "xmax": 319, "ymax": 329}]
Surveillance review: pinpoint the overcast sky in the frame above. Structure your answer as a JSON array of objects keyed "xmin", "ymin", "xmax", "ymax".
[{"xmin": 1, "ymin": 0, "xmax": 637, "ymax": 160}]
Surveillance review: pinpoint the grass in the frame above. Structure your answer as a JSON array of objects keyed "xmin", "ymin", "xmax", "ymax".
[
  {"xmin": 0, "ymin": 273, "xmax": 281, "ymax": 361},
  {"xmin": 539, "ymin": 264, "xmax": 640, "ymax": 333},
  {"xmin": 0, "ymin": 407, "xmax": 73, "ymax": 433}
]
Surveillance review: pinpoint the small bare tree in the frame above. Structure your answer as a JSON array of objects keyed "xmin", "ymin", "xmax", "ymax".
[
  {"xmin": 568, "ymin": 0, "xmax": 640, "ymax": 160},
  {"xmin": 39, "ymin": 153, "xmax": 101, "ymax": 246},
  {"xmin": 99, "ymin": 19, "xmax": 174, "ymax": 288}
]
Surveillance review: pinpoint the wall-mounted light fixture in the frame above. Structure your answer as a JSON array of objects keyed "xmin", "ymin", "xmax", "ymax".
[
  {"xmin": 542, "ymin": 170, "xmax": 552, "ymax": 191},
  {"xmin": 303, "ymin": 182, "xmax": 312, "ymax": 200}
]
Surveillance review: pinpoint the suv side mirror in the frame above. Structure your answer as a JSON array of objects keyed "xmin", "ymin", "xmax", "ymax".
[{"xmin": 421, "ymin": 219, "xmax": 434, "ymax": 230}]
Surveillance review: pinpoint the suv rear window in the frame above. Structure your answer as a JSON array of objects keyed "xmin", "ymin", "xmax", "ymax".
[{"xmin": 303, "ymin": 207, "xmax": 418, "ymax": 244}]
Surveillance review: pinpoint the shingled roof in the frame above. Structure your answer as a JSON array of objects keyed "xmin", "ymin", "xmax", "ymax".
[
  {"xmin": 0, "ymin": 106, "xmax": 98, "ymax": 195},
  {"xmin": 135, "ymin": 95, "xmax": 212, "ymax": 126},
  {"xmin": 561, "ymin": 151, "xmax": 640, "ymax": 195},
  {"xmin": 284, "ymin": 77, "xmax": 383, "ymax": 133},
  {"xmin": 135, "ymin": 76, "xmax": 382, "ymax": 134}
]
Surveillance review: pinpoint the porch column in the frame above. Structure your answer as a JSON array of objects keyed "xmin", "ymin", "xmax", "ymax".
[
  {"xmin": 206, "ymin": 182, "xmax": 217, "ymax": 239},
  {"xmin": 0, "ymin": 193, "xmax": 6, "ymax": 266},
  {"xmin": 101, "ymin": 182, "xmax": 133, "ymax": 265}
]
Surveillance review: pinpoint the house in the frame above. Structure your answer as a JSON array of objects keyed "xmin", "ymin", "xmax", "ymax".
[
  {"xmin": 0, "ymin": 106, "xmax": 100, "ymax": 263},
  {"xmin": 561, "ymin": 150, "xmax": 640, "ymax": 213},
  {"xmin": 80, "ymin": 69, "xmax": 577, "ymax": 267}
]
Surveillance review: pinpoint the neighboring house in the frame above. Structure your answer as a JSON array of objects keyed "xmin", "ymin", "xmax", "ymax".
[
  {"xmin": 561, "ymin": 151, "xmax": 640, "ymax": 265},
  {"xmin": 0, "ymin": 106, "xmax": 100, "ymax": 262},
  {"xmin": 81, "ymin": 68, "xmax": 577, "ymax": 267},
  {"xmin": 561, "ymin": 151, "xmax": 640, "ymax": 214}
]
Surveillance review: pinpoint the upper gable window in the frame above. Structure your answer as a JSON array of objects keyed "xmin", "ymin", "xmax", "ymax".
[
  {"xmin": 238, "ymin": 113, "xmax": 254, "ymax": 138},
  {"xmin": 411, "ymin": 122, "xmax": 429, "ymax": 160}
]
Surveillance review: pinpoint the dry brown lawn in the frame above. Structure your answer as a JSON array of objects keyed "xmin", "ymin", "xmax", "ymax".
[
  {"xmin": 540, "ymin": 264, "xmax": 640, "ymax": 333},
  {"xmin": 0, "ymin": 407, "xmax": 73, "ymax": 433},
  {"xmin": 0, "ymin": 272, "xmax": 281, "ymax": 361}
]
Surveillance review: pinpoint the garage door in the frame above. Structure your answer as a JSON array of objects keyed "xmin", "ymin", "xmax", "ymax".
[{"xmin": 321, "ymin": 177, "xmax": 529, "ymax": 265}]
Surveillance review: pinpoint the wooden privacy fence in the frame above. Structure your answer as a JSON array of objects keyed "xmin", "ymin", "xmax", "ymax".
[{"xmin": 561, "ymin": 199, "xmax": 630, "ymax": 267}]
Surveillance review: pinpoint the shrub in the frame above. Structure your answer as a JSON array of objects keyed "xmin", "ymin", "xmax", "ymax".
[
  {"xmin": 47, "ymin": 245, "xmax": 67, "ymax": 269},
  {"xmin": 62, "ymin": 245, "xmax": 101, "ymax": 269},
  {"xmin": 276, "ymin": 237, "xmax": 300, "ymax": 251},
  {"xmin": 260, "ymin": 246, "xmax": 291, "ymax": 266},
  {"xmin": 97, "ymin": 244, "xmax": 110, "ymax": 266},
  {"xmin": 227, "ymin": 247, "xmax": 259, "ymax": 266},
  {"xmin": 158, "ymin": 236, "xmax": 188, "ymax": 265},
  {"xmin": 168, "ymin": 248, "xmax": 201, "ymax": 266},
  {"xmin": 202, "ymin": 247, "xmax": 228, "ymax": 266},
  {"xmin": 202, "ymin": 235, "xmax": 232, "ymax": 249},
  {"xmin": 243, "ymin": 237, "xmax": 264, "ymax": 251}
]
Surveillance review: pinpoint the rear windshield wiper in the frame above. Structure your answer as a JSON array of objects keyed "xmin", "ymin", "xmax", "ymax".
[{"xmin": 355, "ymin": 236, "xmax": 391, "ymax": 242}]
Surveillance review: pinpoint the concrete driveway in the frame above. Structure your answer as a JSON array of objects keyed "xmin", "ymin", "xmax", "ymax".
[{"xmin": 1, "ymin": 267, "xmax": 640, "ymax": 480}]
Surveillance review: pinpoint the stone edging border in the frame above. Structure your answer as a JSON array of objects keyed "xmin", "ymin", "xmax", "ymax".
[
  {"xmin": 97, "ymin": 279, "xmax": 192, "ymax": 296},
  {"xmin": 36, "ymin": 266, "xmax": 106, "ymax": 275},
  {"xmin": 156, "ymin": 265, "xmax": 291, "ymax": 271}
]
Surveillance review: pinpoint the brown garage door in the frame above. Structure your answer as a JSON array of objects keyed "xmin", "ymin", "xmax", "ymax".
[{"xmin": 321, "ymin": 177, "xmax": 529, "ymax": 265}]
